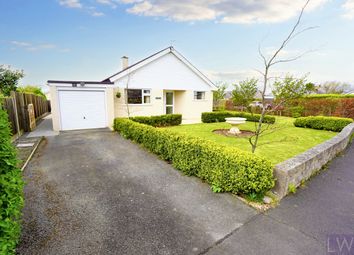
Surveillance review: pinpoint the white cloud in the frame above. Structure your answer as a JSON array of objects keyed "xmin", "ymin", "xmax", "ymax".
[
  {"xmin": 91, "ymin": 11, "xmax": 105, "ymax": 16},
  {"xmin": 121, "ymin": 0, "xmax": 328, "ymax": 24},
  {"xmin": 342, "ymin": 0, "xmax": 354, "ymax": 19},
  {"xmin": 10, "ymin": 41, "xmax": 69, "ymax": 52},
  {"xmin": 59, "ymin": 0, "xmax": 82, "ymax": 8}
]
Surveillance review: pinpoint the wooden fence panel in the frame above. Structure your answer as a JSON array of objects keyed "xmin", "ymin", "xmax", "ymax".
[{"xmin": 1, "ymin": 91, "xmax": 51, "ymax": 136}]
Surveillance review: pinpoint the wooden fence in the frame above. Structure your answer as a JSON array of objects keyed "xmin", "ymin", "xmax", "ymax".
[{"xmin": 1, "ymin": 91, "xmax": 51, "ymax": 136}]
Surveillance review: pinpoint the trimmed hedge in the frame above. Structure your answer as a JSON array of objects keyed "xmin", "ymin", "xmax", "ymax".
[
  {"xmin": 294, "ymin": 116, "xmax": 353, "ymax": 132},
  {"xmin": 202, "ymin": 111, "xmax": 276, "ymax": 124},
  {"xmin": 130, "ymin": 114, "xmax": 182, "ymax": 127},
  {"xmin": 302, "ymin": 94, "xmax": 354, "ymax": 99},
  {"xmin": 0, "ymin": 107, "xmax": 24, "ymax": 254},
  {"xmin": 114, "ymin": 118, "xmax": 274, "ymax": 195}
]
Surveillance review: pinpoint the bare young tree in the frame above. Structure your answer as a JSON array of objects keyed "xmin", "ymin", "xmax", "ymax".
[{"xmin": 250, "ymin": 0, "xmax": 316, "ymax": 153}]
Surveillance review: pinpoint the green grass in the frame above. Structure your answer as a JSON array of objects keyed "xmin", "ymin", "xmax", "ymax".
[{"xmin": 164, "ymin": 116, "xmax": 337, "ymax": 164}]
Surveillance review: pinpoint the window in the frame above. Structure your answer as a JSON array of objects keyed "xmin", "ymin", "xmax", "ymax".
[
  {"xmin": 194, "ymin": 91, "xmax": 205, "ymax": 100},
  {"xmin": 126, "ymin": 89, "xmax": 151, "ymax": 104}
]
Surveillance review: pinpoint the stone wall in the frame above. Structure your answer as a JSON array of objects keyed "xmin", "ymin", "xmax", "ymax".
[{"xmin": 273, "ymin": 123, "xmax": 354, "ymax": 199}]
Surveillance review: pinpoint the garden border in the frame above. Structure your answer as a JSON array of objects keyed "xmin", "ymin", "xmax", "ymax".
[{"xmin": 272, "ymin": 123, "xmax": 354, "ymax": 199}]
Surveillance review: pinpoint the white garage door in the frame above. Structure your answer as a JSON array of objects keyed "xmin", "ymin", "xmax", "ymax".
[{"xmin": 59, "ymin": 90, "xmax": 107, "ymax": 130}]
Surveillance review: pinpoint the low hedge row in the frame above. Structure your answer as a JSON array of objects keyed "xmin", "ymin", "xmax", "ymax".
[
  {"xmin": 129, "ymin": 114, "xmax": 182, "ymax": 127},
  {"xmin": 202, "ymin": 111, "xmax": 276, "ymax": 124},
  {"xmin": 114, "ymin": 118, "xmax": 274, "ymax": 195},
  {"xmin": 302, "ymin": 94, "xmax": 354, "ymax": 99},
  {"xmin": 294, "ymin": 116, "xmax": 353, "ymax": 132},
  {"xmin": 0, "ymin": 107, "xmax": 24, "ymax": 254}
]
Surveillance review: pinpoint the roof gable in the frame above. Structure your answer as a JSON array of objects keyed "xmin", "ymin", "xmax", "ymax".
[{"xmin": 104, "ymin": 47, "xmax": 215, "ymax": 90}]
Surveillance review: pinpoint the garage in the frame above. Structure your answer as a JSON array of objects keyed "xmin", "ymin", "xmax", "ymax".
[
  {"xmin": 48, "ymin": 81, "xmax": 114, "ymax": 131},
  {"xmin": 59, "ymin": 90, "xmax": 107, "ymax": 130}
]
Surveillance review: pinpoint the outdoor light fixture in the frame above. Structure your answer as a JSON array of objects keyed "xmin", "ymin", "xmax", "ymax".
[
  {"xmin": 72, "ymin": 83, "xmax": 77, "ymax": 87},
  {"xmin": 80, "ymin": 82, "xmax": 85, "ymax": 87}
]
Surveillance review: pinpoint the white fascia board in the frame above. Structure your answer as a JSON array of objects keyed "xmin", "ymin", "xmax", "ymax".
[
  {"xmin": 110, "ymin": 48, "xmax": 216, "ymax": 90},
  {"xmin": 47, "ymin": 82, "xmax": 113, "ymax": 88}
]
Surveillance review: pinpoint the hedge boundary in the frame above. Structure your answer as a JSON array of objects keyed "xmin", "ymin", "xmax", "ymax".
[
  {"xmin": 130, "ymin": 114, "xmax": 182, "ymax": 127},
  {"xmin": 294, "ymin": 116, "xmax": 353, "ymax": 132},
  {"xmin": 0, "ymin": 107, "xmax": 24, "ymax": 254},
  {"xmin": 114, "ymin": 118, "xmax": 274, "ymax": 195},
  {"xmin": 302, "ymin": 94, "xmax": 354, "ymax": 99},
  {"xmin": 201, "ymin": 111, "xmax": 276, "ymax": 124}
]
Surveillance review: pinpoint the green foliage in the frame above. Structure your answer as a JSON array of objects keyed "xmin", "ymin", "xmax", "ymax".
[
  {"xmin": 273, "ymin": 74, "xmax": 310, "ymax": 102},
  {"xmin": 232, "ymin": 78, "xmax": 258, "ymax": 108},
  {"xmin": 245, "ymin": 192, "xmax": 264, "ymax": 203},
  {"xmin": 114, "ymin": 118, "xmax": 275, "ymax": 195},
  {"xmin": 0, "ymin": 106, "xmax": 24, "ymax": 254},
  {"xmin": 213, "ymin": 82, "xmax": 228, "ymax": 111},
  {"xmin": 17, "ymin": 85, "xmax": 46, "ymax": 99},
  {"xmin": 129, "ymin": 114, "xmax": 182, "ymax": 127},
  {"xmin": 288, "ymin": 183, "xmax": 297, "ymax": 194},
  {"xmin": 289, "ymin": 106, "xmax": 304, "ymax": 118},
  {"xmin": 213, "ymin": 82, "xmax": 227, "ymax": 102},
  {"xmin": 302, "ymin": 94, "xmax": 354, "ymax": 99},
  {"xmin": 201, "ymin": 111, "xmax": 276, "ymax": 124},
  {"xmin": 294, "ymin": 116, "xmax": 353, "ymax": 132},
  {"xmin": 0, "ymin": 66, "xmax": 24, "ymax": 97}
]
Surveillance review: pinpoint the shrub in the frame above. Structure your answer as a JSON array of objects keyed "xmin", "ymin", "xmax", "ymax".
[
  {"xmin": 289, "ymin": 106, "xmax": 304, "ymax": 118},
  {"xmin": 0, "ymin": 106, "xmax": 24, "ymax": 254},
  {"xmin": 201, "ymin": 111, "xmax": 276, "ymax": 124},
  {"xmin": 294, "ymin": 116, "xmax": 353, "ymax": 132},
  {"xmin": 114, "ymin": 118, "xmax": 275, "ymax": 195},
  {"xmin": 129, "ymin": 114, "xmax": 182, "ymax": 127}
]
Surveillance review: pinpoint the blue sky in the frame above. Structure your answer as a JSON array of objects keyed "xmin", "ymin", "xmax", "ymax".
[{"xmin": 1, "ymin": 0, "xmax": 354, "ymax": 92}]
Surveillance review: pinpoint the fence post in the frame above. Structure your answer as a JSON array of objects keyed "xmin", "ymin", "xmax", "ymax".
[{"xmin": 10, "ymin": 91, "xmax": 22, "ymax": 139}]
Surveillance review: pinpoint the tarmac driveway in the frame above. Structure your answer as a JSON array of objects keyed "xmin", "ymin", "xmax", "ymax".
[{"xmin": 17, "ymin": 129, "xmax": 256, "ymax": 255}]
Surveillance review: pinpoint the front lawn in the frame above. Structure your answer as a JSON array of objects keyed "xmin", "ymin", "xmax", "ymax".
[{"xmin": 164, "ymin": 116, "xmax": 337, "ymax": 164}]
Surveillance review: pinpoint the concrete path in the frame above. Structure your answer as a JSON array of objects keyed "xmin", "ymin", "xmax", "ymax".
[
  {"xmin": 26, "ymin": 114, "xmax": 59, "ymax": 138},
  {"xmin": 205, "ymin": 142, "xmax": 354, "ymax": 255},
  {"xmin": 18, "ymin": 129, "xmax": 256, "ymax": 255}
]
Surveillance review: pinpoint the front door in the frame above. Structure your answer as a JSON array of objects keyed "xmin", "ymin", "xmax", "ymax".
[{"xmin": 165, "ymin": 91, "xmax": 174, "ymax": 114}]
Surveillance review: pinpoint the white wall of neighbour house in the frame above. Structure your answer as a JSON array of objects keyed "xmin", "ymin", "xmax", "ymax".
[{"xmin": 113, "ymin": 52, "xmax": 213, "ymax": 121}]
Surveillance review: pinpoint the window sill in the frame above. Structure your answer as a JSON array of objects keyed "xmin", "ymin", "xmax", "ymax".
[{"xmin": 122, "ymin": 103, "xmax": 153, "ymax": 106}]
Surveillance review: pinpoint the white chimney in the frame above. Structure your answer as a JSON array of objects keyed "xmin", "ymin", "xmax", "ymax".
[{"xmin": 121, "ymin": 56, "xmax": 129, "ymax": 70}]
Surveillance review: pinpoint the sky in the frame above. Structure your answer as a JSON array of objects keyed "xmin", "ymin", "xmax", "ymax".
[{"xmin": 1, "ymin": 0, "xmax": 354, "ymax": 92}]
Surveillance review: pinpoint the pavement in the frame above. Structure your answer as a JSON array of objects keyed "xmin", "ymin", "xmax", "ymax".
[
  {"xmin": 17, "ymin": 129, "xmax": 354, "ymax": 255},
  {"xmin": 26, "ymin": 114, "xmax": 59, "ymax": 138}
]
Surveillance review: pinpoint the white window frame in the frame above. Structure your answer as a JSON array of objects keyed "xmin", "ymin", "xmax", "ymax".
[
  {"xmin": 125, "ymin": 88, "xmax": 151, "ymax": 105},
  {"xmin": 194, "ymin": 91, "xmax": 206, "ymax": 100}
]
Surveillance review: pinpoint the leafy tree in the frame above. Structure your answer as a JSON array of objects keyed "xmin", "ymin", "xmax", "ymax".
[
  {"xmin": 272, "ymin": 75, "xmax": 309, "ymax": 102},
  {"xmin": 250, "ymin": 0, "xmax": 314, "ymax": 153},
  {"xmin": 0, "ymin": 65, "xmax": 24, "ymax": 96},
  {"xmin": 213, "ymin": 82, "xmax": 227, "ymax": 110},
  {"xmin": 317, "ymin": 81, "xmax": 350, "ymax": 94},
  {"xmin": 17, "ymin": 85, "xmax": 46, "ymax": 99},
  {"xmin": 232, "ymin": 78, "xmax": 258, "ymax": 110}
]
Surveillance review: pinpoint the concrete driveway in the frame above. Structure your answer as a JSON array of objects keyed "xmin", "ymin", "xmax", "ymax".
[{"xmin": 17, "ymin": 129, "xmax": 256, "ymax": 255}]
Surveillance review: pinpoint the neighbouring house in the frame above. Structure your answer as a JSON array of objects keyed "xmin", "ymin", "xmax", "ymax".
[{"xmin": 48, "ymin": 46, "xmax": 215, "ymax": 131}]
